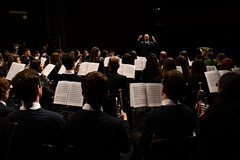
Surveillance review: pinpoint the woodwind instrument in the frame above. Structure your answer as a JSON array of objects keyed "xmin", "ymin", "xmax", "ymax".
[
  {"xmin": 116, "ymin": 89, "xmax": 123, "ymax": 119},
  {"xmin": 197, "ymin": 82, "xmax": 208, "ymax": 116}
]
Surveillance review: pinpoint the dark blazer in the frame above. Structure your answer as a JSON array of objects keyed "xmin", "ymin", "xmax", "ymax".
[
  {"xmin": 106, "ymin": 71, "xmax": 129, "ymax": 96},
  {"xmin": 20, "ymin": 55, "xmax": 32, "ymax": 66},
  {"xmin": 0, "ymin": 102, "xmax": 14, "ymax": 118},
  {"xmin": 56, "ymin": 73, "xmax": 82, "ymax": 84},
  {"xmin": 66, "ymin": 108, "xmax": 131, "ymax": 160},
  {"xmin": 0, "ymin": 108, "xmax": 66, "ymax": 159},
  {"xmin": 136, "ymin": 40, "xmax": 157, "ymax": 57},
  {"xmin": 133, "ymin": 104, "xmax": 195, "ymax": 157},
  {"xmin": 105, "ymin": 71, "xmax": 130, "ymax": 118}
]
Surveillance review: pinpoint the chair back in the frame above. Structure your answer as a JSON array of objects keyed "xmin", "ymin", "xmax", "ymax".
[
  {"xmin": 150, "ymin": 136, "xmax": 199, "ymax": 160},
  {"xmin": 4, "ymin": 143, "xmax": 58, "ymax": 160},
  {"xmin": 64, "ymin": 145, "xmax": 118, "ymax": 160}
]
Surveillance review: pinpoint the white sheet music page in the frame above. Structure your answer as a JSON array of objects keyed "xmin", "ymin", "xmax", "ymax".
[
  {"xmin": 41, "ymin": 63, "xmax": 55, "ymax": 77},
  {"xmin": 130, "ymin": 83, "xmax": 148, "ymax": 108},
  {"xmin": 146, "ymin": 83, "xmax": 162, "ymax": 107},
  {"xmin": 123, "ymin": 64, "xmax": 135, "ymax": 79},
  {"xmin": 53, "ymin": 81, "xmax": 83, "ymax": 107},
  {"xmin": 6, "ymin": 62, "xmax": 26, "ymax": 80},
  {"xmin": 77, "ymin": 62, "xmax": 99, "ymax": 75},
  {"xmin": 53, "ymin": 81, "xmax": 69, "ymax": 105},
  {"xmin": 67, "ymin": 81, "xmax": 83, "ymax": 107}
]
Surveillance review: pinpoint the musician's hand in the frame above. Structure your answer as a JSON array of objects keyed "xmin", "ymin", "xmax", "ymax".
[
  {"xmin": 120, "ymin": 110, "xmax": 128, "ymax": 121},
  {"xmin": 152, "ymin": 36, "xmax": 156, "ymax": 42},
  {"xmin": 138, "ymin": 35, "xmax": 143, "ymax": 41},
  {"xmin": 195, "ymin": 101, "xmax": 208, "ymax": 117}
]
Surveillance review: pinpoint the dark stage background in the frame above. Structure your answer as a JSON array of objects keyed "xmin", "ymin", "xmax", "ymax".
[{"xmin": 0, "ymin": 0, "xmax": 239, "ymax": 65}]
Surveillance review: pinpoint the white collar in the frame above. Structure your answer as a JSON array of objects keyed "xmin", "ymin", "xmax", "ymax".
[
  {"xmin": 20, "ymin": 102, "xmax": 41, "ymax": 110},
  {"xmin": 82, "ymin": 103, "xmax": 103, "ymax": 111},
  {"xmin": 64, "ymin": 70, "xmax": 75, "ymax": 74},
  {"xmin": 161, "ymin": 99, "xmax": 176, "ymax": 106},
  {"xmin": 0, "ymin": 101, "xmax": 6, "ymax": 106}
]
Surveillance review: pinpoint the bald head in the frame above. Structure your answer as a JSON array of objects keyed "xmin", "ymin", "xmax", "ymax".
[
  {"xmin": 144, "ymin": 34, "xmax": 150, "ymax": 41},
  {"xmin": 108, "ymin": 56, "xmax": 120, "ymax": 72}
]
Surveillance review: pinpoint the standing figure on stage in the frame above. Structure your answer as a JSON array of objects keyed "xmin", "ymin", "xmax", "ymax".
[{"xmin": 136, "ymin": 33, "xmax": 157, "ymax": 58}]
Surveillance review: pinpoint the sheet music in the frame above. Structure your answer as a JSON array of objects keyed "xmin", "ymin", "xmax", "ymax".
[
  {"xmin": 206, "ymin": 65, "xmax": 217, "ymax": 71},
  {"xmin": 204, "ymin": 70, "xmax": 220, "ymax": 93},
  {"xmin": 204, "ymin": 70, "xmax": 231, "ymax": 93},
  {"xmin": 219, "ymin": 70, "xmax": 231, "ymax": 77},
  {"xmin": 77, "ymin": 62, "xmax": 99, "ymax": 76},
  {"xmin": 176, "ymin": 66, "xmax": 183, "ymax": 73},
  {"xmin": 104, "ymin": 57, "xmax": 110, "ymax": 67},
  {"xmin": 58, "ymin": 65, "xmax": 66, "ymax": 74},
  {"xmin": 117, "ymin": 64, "xmax": 124, "ymax": 75},
  {"xmin": 40, "ymin": 57, "xmax": 47, "ymax": 66},
  {"xmin": 6, "ymin": 62, "xmax": 26, "ymax": 80},
  {"xmin": 134, "ymin": 59, "xmax": 146, "ymax": 71},
  {"xmin": 118, "ymin": 64, "xmax": 135, "ymax": 78},
  {"xmin": 231, "ymin": 67, "xmax": 240, "ymax": 75},
  {"xmin": 67, "ymin": 82, "xmax": 83, "ymax": 106},
  {"xmin": 86, "ymin": 63, "xmax": 99, "ymax": 74},
  {"xmin": 146, "ymin": 83, "xmax": 162, "ymax": 107},
  {"xmin": 123, "ymin": 64, "xmax": 135, "ymax": 78},
  {"xmin": 130, "ymin": 83, "xmax": 148, "ymax": 108},
  {"xmin": 53, "ymin": 81, "xmax": 83, "ymax": 107},
  {"xmin": 41, "ymin": 63, "xmax": 55, "ymax": 77},
  {"xmin": 130, "ymin": 83, "xmax": 162, "ymax": 108},
  {"xmin": 53, "ymin": 81, "xmax": 69, "ymax": 105}
]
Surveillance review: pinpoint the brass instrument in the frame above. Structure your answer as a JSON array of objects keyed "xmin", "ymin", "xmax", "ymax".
[{"xmin": 197, "ymin": 82, "xmax": 208, "ymax": 116}]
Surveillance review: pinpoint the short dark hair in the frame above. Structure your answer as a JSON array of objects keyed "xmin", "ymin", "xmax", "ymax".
[
  {"xmin": 62, "ymin": 52, "xmax": 75, "ymax": 70},
  {"xmin": 12, "ymin": 68, "xmax": 41, "ymax": 104},
  {"xmin": 81, "ymin": 71, "xmax": 109, "ymax": 110},
  {"xmin": 30, "ymin": 59, "xmax": 41, "ymax": 72},
  {"xmin": 163, "ymin": 70, "xmax": 186, "ymax": 103}
]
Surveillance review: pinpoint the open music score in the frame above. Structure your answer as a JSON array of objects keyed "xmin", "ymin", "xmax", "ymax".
[
  {"xmin": 53, "ymin": 81, "xmax": 83, "ymax": 107},
  {"xmin": 130, "ymin": 83, "xmax": 162, "ymax": 108}
]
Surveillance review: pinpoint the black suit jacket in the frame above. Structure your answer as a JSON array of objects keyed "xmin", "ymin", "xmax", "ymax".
[
  {"xmin": 66, "ymin": 108, "xmax": 131, "ymax": 160},
  {"xmin": 20, "ymin": 55, "xmax": 32, "ymax": 65},
  {"xmin": 136, "ymin": 40, "xmax": 157, "ymax": 57},
  {"xmin": 106, "ymin": 71, "xmax": 129, "ymax": 96},
  {"xmin": 56, "ymin": 73, "xmax": 82, "ymax": 84},
  {"xmin": 105, "ymin": 71, "xmax": 130, "ymax": 117},
  {"xmin": 134, "ymin": 104, "xmax": 195, "ymax": 157},
  {"xmin": 0, "ymin": 108, "xmax": 66, "ymax": 159},
  {"xmin": 0, "ymin": 102, "xmax": 14, "ymax": 118}
]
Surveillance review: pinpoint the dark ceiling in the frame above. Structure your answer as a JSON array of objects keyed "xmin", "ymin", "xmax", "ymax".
[{"xmin": 1, "ymin": 0, "xmax": 239, "ymax": 65}]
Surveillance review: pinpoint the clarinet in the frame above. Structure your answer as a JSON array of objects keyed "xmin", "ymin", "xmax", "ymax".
[{"xmin": 116, "ymin": 89, "xmax": 123, "ymax": 119}]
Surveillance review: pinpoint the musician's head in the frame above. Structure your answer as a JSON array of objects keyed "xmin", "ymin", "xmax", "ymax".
[
  {"xmin": 12, "ymin": 68, "xmax": 42, "ymax": 106},
  {"xmin": 144, "ymin": 34, "xmax": 149, "ymax": 41},
  {"xmin": 162, "ymin": 70, "xmax": 186, "ymax": 103},
  {"xmin": 62, "ymin": 52, "xmax": 76, "ymax": 70},
  {"xmin": 108, "ymin": 56, "xmax": 120, "ymax": 72},
  {"xmin": 218, "ymin": 72, "xmax": 240, "ymax": 99},
  {"xmin": 81, "ymin": 71, "xmax": 109, "ymax": 110}
]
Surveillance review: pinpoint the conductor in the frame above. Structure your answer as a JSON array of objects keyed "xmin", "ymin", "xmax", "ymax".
[{"xmin": 136, "ymin": 33, "xmax": 157, "ymax": 57}]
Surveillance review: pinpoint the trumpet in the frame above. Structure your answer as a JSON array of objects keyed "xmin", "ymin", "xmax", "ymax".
[{"xmin": 197, "ymin": 82, "xmax": 208, "ymax": 116}]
